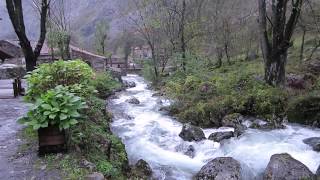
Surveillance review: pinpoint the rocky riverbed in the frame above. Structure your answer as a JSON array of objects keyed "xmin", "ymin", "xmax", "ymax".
[{"xmin": 109, "ymin": 74, "xmax": 320, "ymax": 180}]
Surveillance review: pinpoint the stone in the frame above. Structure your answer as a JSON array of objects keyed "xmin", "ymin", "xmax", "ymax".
[
  {"xmin": 287, "ymin": 95, "xmax": 320, "ymax": 126},
  {"xmin": 184, "ymin": 145, "xmax": 196, "ymax": 158},
  {"xmin": 316, "ymin": 165, "xmax": 320, "ymax": 176},
  {"xmin": 263, "ymin": 153, "xmax": 314, "ymax": 180},
  {"xmin": 303, "ymin": 137, "xmax": 320, "ymax": 152},
  {"xmin": 234, "ymin": 125, "xmax": 247, "ymax": 137},
  {"xmin": 222, "ymin": 113, "xmax": 244, "ymax": 128},
  {"xmin": 179, "ymin": 123, "xmax": 206, "ymax": 142},
  {"xmin": 123, "ymin": 80, "xmax": 136, "ymax": 88},
  {"xmin": 195, "ymin": 157, "xmax": 241, "ymax": 180},
  {"xmin": 80, "ymin": 159, "xmax": 96, "ymax": 171},
  {"xmin": 85, "ymin": 172, "xmax": 104, "ymax": 180},
  {"xmin": 152, "ymin": 92, "xmax": 164, "ymax": 97},
  {"xmin": 131, "ymin": 159, "xmax": 153, "ymax": 179},
  {"xmin": 126, "ymin": 97, "xmax": 140, "ymax": 104},
  {"xmin": 208, "ymin": 131, "xmax": 234, "ymax": 142},
  {"xmin": 286, "ymin": 74, "xmax": 307, "ymax": 89},
  {"xmin": 222, "ymin": 113, "xmax": 247, "ymax": 137}
]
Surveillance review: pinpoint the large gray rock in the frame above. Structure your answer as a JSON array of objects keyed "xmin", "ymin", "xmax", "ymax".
[
  {"xmin": 263, "ymin": 153, "xmax": 314, "ymax": 180},
  {"xmin": 195, "ymin": 157, "xmax": 241, "ymax": 180},
  {"xmin": 85, "ymin": 172, "xmax": 104, "ymax": 180},
  {"xmin": 316, "ymin": 165, "xmax": 320, "ymax": 176},
  {"xmin": 126, "ymin": 97, "xmax": 140, "ymax": 104},
  {"xmin": 131, "ymin": 159, "xmax": 153, "ymax": 179},
  {"xmin": 179, "ymin": 123, "xmax": 206, "ymax": 142},
  {"xmin": 222, "ymin": 113, "xmax": 244, "ymax": 127},
  {"xmin": 222, "ymin": 113, "xmax": 247, "ymax": 137},
  {"xmin": 208, "ymin": 131, "xmax": 234, "ymax": 142},
  {"xmin": 303, "ymin": 137, "xmax": 320, "ymax": 152},
  {"xmin": 123, "ymin": 80, "xmax": 136, "ymax": 88}
]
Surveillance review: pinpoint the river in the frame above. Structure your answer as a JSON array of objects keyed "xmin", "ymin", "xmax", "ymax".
[{"xmin": 108, "ymin": 74, "xmax": 320, "ymax": 180}]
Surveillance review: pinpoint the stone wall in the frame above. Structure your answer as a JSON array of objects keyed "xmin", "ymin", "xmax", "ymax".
[{"xmin": 70, "ymin": 46, "xmax": 106, "ymax": 72}]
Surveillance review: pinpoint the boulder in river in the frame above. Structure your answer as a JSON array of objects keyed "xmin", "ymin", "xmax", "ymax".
[
  {"xmin": 126, "ymin": 97, "xmax": 140, "ymax": 104},
  {"xmin": 208, "ymin": 131, "xmax": 234, "ymax": 142},
  {"xmin": 184, "ymin": 145, "xmax": 196, "ymax": 158},
  {"xmin": 303, "ymin": 137, "xmax": 320, "ymax": 152},
  {"xmin": 131, "ymin": 159, "xmax": 153, "ymax": 179},
  {"xmin": 124, "ymin": 80, "xmax": 136, "ymax": 88},
  {"xmin": 263, "ymin": 153, "xmax": 314, "ymax": 180},
  {"xmin": 222, "ymin": 113, "xmax": 247, "ymax": 137},
  {"xmin": 195, "ymin": 157, "xmax": 241, "ymax": 180},
  {"xmin": 222, "ymin": 113, "xmax": 244, "ymax": 127},
  {"xmin": 179, "ymin": 123, "xmax": 206, "ymax": 142}
]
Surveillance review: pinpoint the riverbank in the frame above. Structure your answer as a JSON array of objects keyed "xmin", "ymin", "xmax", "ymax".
[{"xmin": 109, "ymin": 74, "xmax": 320, "ymax": 179}]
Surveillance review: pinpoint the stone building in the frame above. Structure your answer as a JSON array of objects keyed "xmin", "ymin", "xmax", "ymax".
[{"xmin": 131, "ymin": 45, "xmax": 152, "ymax": 61}]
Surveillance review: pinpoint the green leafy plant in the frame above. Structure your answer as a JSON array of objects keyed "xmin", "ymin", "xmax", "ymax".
[
  {"xmin": 25, "ymin": 60, "xmax": 94, "ymax": 101},
  {"xmin": 91, "ymin": 72, "xmax": 121, "ymax": 98},
  {"xmin": 19, "ymin": 85, "xmax": 87, "ymax": 130}
]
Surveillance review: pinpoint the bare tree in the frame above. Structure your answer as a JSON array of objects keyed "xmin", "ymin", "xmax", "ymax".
[
  {"xmin": 95, "ymin": 21, "xmax": 109, "ymax": 56},
  {"xmin": 6, "ymin": 0, "xmax": 50, "ymax": 71},
  {"xmin": 258, "ymin": 0, "xmax": 303, "ymax": 86}
]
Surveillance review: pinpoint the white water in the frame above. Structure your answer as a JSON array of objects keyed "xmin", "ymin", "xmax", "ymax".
[{"xmin": 109, "ymin": 74, "xmax": 320, "ymax": 180}]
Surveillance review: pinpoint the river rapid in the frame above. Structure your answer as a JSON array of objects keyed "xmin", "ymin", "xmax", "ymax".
[{"xmin": 108, "ymin": 74, "xmax": 320, "ymax": 180}]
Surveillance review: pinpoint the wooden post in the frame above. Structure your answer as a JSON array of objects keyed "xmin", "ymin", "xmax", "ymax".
[{"xmin": 13, "ymin": 79, "xmax": 18, "ymax": 97}]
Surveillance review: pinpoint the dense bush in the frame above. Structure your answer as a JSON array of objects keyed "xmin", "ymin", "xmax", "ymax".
[
  {"xmin": 164, "ymin": 60, "xmax": 288, "ymax": 127},
  {"xmin": 22, "ymin": 60, "xmax": 129, "ymax": 178},
  {"xmin": 25, "ymin": 60, "xmax": 94, "ymax": 101},
  {"xmin": 91, "ymin": 72, "xmax": 121, "ymax": 98},
  {"xmin": 19, "ymin": 85, "xmax": 86, "ymax": 130},
  {"xmin": 287, "ymin": 94, "xmax": 320, "ymax": 126}
]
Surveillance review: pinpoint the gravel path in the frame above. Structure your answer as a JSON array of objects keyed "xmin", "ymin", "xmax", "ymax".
[{"xmin": 0, "ymin": 98, "xmax": 61, "ymax": 180}]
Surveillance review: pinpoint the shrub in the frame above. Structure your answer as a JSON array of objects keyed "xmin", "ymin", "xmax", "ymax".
[
  {"xmin": 91, "ymin": 72, "xmax": 121, "ymax": 98},
  {"xmin": 25, "ymin": 60, "xmax": 94, "ymax": 101},
  {"xmin": 287, "ymin": 94, "xmax": 320, "ymax": 125},
  {"xmin": 19, "ymin": 85, "xmax": 87, "ymax": 130}
]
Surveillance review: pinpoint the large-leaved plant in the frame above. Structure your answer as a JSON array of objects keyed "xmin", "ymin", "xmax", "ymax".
[{"xmin": 19, "ymin": 85, "xmax": 87, "ymax": 130}]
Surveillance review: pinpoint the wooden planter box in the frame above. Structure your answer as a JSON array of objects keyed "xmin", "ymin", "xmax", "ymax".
[{"xmin": 38, "ymin": 126, "xmax": 67, "ymax": 156}]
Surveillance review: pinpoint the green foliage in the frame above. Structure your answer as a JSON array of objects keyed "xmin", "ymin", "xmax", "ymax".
[
  {"xmin": 287, "ymin": 94, "xmax": 320, "ymax": 125},
  {"xmin": 19, "ymin": 86, "xmax": 86, "ymax": 130},
  {"xmin": 142, "ymin": 60, "xmax": 159, "ymax": 83},
  {"xmin": 25, "ymin": 60, "xmax": 94, "ymax": 101},
  {"xmin": 91, "ymin": 72, "xmax": 121, "ymax": 98},
  {"xmin": 165, "ymin": 59, "xmax": 287, "ymax": 127}
]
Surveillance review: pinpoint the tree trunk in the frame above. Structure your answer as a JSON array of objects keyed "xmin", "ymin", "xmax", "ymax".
[
  {"xmin": 299, "ymin": 28, "xmax": 306, "ymax": 62},
  {"xmin": 180, "ymin": 0, "xmax": 187, "ymax": 72},
  {"xmin": 258, "ymin": 0, "xmax": 302, "ymax": 87},
  {"xmin": 265, "ymin": 53, "xmax": 287, "ymax": 86},
  {"xmin": 23, "ymin": 47, "xmax": 37, "ymax": 72},
  {"xmin": 64, "ymin": 35, "xmax": 71, "ymax": 59},
  {"xmin": 224, "ymin": 43, "xmax": 231, "ymax": 65}
]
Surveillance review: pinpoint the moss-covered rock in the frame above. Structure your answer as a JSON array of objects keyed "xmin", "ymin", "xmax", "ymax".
[{"xmin": 287, "ymin": 95, "xmax": 320, "ymax": 126}]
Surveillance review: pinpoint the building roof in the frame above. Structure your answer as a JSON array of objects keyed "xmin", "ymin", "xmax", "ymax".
[{"xmin": 70, "ymin": 45, "xmax": 107, "ymax": 59}]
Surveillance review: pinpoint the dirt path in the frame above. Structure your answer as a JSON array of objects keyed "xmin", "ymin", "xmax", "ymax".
[{"xmin": 0, "ymin": 98, "xmax": 62, "ymax": 180}]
